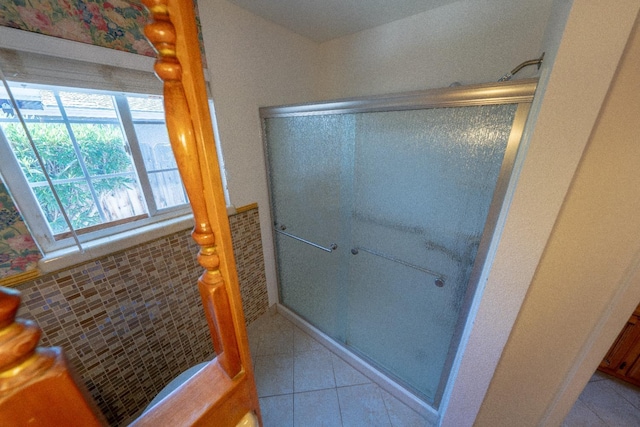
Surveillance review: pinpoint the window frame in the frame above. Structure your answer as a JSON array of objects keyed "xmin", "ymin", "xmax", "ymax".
[
  {"xmin": 0, "ymin": 27, "xmax": 200, "ymax": 272},
  {"xmin": 0, "ymin": 82, "xmax": 192, "ymax": 255}
]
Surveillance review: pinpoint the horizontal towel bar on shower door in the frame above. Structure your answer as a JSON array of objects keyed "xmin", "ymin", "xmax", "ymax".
[
  {"xmin": 351, "ymin": 246, "xmax": 445, "ymax": 287},
  {"xmin": 274, "ymin": 226, "xmax": 337, "ymax": 253}
]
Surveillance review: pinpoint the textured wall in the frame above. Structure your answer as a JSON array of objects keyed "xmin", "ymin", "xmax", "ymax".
[
  {"xmin": 15, "ymin": 206, "xmax": 268, "ymax": 426},
  {"xmin": 317, "ymin": 0, "xmax": 553, "ymax": 99}
]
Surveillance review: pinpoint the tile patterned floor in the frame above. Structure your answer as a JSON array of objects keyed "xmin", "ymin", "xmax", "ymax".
[
  {"xmin": 247, "ymin": 311, "xmax": 430, "ymax": 426},
  {"xmin": 563, "ymin": 371, "xmax": 640, "ymax": 427},
  {"xmin": 248, "ymin": 311, "xmax": 640, "ymax": 426}
]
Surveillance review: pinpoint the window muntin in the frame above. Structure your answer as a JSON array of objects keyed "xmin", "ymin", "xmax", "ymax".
[
  {"xmin": 0, "ymin": 81, "xmax": 188, "ymax": 250},
  {"xmin": 126, "ymin": 94, "xmax": 187, "ymax": 210}
]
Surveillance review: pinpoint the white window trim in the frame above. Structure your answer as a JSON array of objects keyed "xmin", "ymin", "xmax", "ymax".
[
  {"xmin": 0, "ymin": 82, "xmax": 192, "ymax": 245},
  {"xmin": 37, "ymin": 213, "xmax": 194, "ymax": 274},
  {"xmin": 1, "ymin": 120, "xmax": 194, "ymax": 273},
  {"xmin": 0, "ymin": 26, "xmax": 155, "ymax": 74},
  {"xmin": 0, "ymin": 26, "xmax": 201, "ymax": 273}
]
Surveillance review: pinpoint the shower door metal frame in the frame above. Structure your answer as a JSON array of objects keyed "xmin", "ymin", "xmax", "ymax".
[{"xmin": 260, "ymin": 78, "xmax": 537, "ymax": 409}]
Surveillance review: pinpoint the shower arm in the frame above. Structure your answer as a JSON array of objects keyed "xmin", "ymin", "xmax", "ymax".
[{"xmin": 498, "ymin": 52, "xmax": 545, "ymax": 82}]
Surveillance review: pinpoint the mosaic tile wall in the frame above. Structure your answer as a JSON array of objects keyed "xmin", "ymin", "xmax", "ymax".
[
  {"xmin": 229, "ymin": 206, "xmax": 269, "ymax": 325},
  {"xmin": 14, "ymin": 206, "xmax": 268, "ymax": 426}
]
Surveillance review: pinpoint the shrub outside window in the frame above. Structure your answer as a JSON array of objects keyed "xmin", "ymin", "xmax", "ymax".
[{"xmin": 0, "ymin": 81, "xmax": 189, "ymax": 252}]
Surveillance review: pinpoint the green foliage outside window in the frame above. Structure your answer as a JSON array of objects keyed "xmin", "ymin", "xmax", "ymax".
[{"xmin": 1, "ymin": 122, "xmax": 139, "ymax": 234}]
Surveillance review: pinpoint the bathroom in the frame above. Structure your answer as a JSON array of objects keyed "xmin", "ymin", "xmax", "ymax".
[{"xmin": 1, "ymin": 0, "xmax": 639, "ymax": 425}]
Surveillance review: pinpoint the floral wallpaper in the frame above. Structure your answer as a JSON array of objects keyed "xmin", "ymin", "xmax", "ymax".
[
  {"xmin": 0, "ymin": 0, "xmax": 206, "ymax": 66},
  {"xmin": 0, "ymin": 0, "xmax": 155, "ymax": 56},
  {"xmin": 0, "ymin": 181, "xmax": 42, "ymax": 279}
]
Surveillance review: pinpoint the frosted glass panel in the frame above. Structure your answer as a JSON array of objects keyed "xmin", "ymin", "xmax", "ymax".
[
  {"xmin": 347, "ymin": 104, "xmax": 517, "ymax": 401},
  {"xmin": 264, "ymin": 102, "xmax": 519, "ymax": 406},
  {"xmin": 266, "ymin": 115, "xmax": 354, "ymax": 338}
]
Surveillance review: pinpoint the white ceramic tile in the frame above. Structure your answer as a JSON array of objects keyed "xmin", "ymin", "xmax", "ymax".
[
  {"xmin": 588, "ymin": 371, "xmax": 610, "ymax": 383},
  {"xmin": 257, "ymin": 319, "xmax": 294, "ymax": 357},
  {"xmin": 269, "ymin": 313, "xmax": 297, "ymax": 332},
  {"xmin": 579, "ymin": 379, "xmax": 640, "ymax": 426},
  {"xmin": 294, "ymin": 347, "xmax": 336, "ymax": 393},
  {"xmin": 254, "ymin": 354, "xmax": 294, "ymax": 397},
  {"xmin": 260, "ymin": 394, "xmax": 294, "ymax": 427},
  {"xmin": 380, "ymin": 389, "xmax": 430, "ymax": 427},
  {"xmin": 338, "ymin": 384, "xmax": 391, "ymax": 427},
  {"xmin": 562, "ymin": 398, "xmax": 607, "ymax": 427},
  {"xmin": 600, "ymin": 377, "xmax": 640, "ymax": 410},
  {"xmin": 294, "ymin": 389, "xmax": 342, "ymax": 427},
  {"xmin": 294, "ymin": 327, "xmax": 326, "ymax": 354},
  {"xmin": 247, "ymin": 325, "xmax": 262, "ymax": 359},
  {"xmin": 331, "ymin": 354, "xmax": 370, "ymax": 388}
]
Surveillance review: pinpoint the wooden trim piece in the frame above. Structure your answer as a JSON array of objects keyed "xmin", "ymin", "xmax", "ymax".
[
  {"xmin": 0, "ymin": 0, "xmax": 261, "ymax": 424},
  {"xmin": 130, "ymin": 359, "xmax": 257, "ymax": 427},
  {"xmin": 134, "ymin": 0, "xmax": 262, "ymax": 424},
  {"xmin": 0, "ymin": 270, "xmax": 40, "ymax": 288},
  {"xmin": 235, "ymin": 203, "xmax": 259, "ymax": 214},
  {"xmin": 143, "ymin": 0, "xmax": 242, "ymax": 379}
]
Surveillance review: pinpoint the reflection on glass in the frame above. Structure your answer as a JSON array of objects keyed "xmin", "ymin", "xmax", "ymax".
[{"xmin": 127, "ymin": 95, "xmax": 187, "ymax": 209}]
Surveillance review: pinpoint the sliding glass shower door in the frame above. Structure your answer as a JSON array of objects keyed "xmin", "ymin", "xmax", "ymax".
[
  {"xmin": 263, "ymin": 81, "xmax": 535, "ymax": 406},
  {"xmin": 266, "ymin": 114, "xmax": 354, "ymax": 340}
]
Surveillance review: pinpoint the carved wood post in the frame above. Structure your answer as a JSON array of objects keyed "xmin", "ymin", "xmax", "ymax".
[
  {"xmin": 128, "ymin": 1, "xmax": 262, "ymax": 424},
  {"xmin": 142, "ymin": 0, "xmax": 252, "ymax": 382},
  {"xmin": 0, "ymin": 287, "xmax": 106, "ymax": 426}
]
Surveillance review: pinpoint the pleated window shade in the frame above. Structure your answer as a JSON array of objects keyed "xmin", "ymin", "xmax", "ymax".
[{"xmin": 0, "ymin": 47, "xmax": 162, "ymax": 95}]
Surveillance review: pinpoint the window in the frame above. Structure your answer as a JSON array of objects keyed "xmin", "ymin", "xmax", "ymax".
[{"xmin": 0, "ymin": 80, "xmax": 190, "ymax": 253}]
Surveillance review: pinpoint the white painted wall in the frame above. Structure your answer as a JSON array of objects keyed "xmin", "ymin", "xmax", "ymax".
[
  {"xmin": 198, "ymin": 1, "xmax": 320, "ymax": 209},
  {"xmin": 316, "ymin": 0, "xmax": 553, "ymax": 99},
  {"xmin": 475, "ymin": 8, "xmax": 640, "ymax": 426},
  {"xmin": 442, "ymin": 1, "xmax": 640, "ymax": 425},
  {"xmin": 197, "ymin": 0, "xmax": 320, "ymax": 303}
]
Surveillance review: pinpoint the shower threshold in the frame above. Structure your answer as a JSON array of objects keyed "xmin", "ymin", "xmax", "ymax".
[{"xmin": 276, "ymin": 303, "xmax": 440, "ymax": 424}]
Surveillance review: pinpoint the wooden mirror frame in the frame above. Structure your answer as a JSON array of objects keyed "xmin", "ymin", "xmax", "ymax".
[{"xmin": 0, "ymin": 0, "xmax": 261, "ymax": 425}]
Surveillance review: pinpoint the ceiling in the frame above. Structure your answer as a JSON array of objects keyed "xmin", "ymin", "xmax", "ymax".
[{"xmin": 226, "ymin": 0, "xmax": 461, "ymax": 42}]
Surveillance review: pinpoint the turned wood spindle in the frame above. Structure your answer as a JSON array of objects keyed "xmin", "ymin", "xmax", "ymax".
[{"xmin": 142, "ymin": 0, "xmax": 242, "ymax": 378}]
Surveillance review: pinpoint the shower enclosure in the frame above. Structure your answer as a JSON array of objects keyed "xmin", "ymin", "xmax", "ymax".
[{"xmin": 261, "ymin": 80, "xmax": 536, "ymax": 409}]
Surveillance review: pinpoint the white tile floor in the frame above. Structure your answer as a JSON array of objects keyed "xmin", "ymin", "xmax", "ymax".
[
  {"xmin": 247, "ymin": 311, "xmax": 431, "ymax": 426},
  {"xmin": 563, "ymin": 371, "xmax": 640, "ymax": 427},
  {"xmin": 248, "ymin": 310, "xmax": 640, "ymax": 426}
]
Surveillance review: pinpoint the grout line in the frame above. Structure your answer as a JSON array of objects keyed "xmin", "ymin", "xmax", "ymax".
[
  {"xmin": 291, "ymin": 387, "xmax": 295, "ymax": 427},
  {"xmin": 336, "ymin": 388, "xmax": 345, "ymax": 427},
  {"xmin": 380, "ymin": 386, "xmax": 396, "ymax": 426},
  {"xmin": 259, "ymin": 391, "xmax": 296, "ymax": 398},
  {"xmin": 590, "ymin": 405, "xmax": 610, "ymax": 427},
  {"xmin": 602, "ymin": 378, "xmax": 640, "ymax": 412}
]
